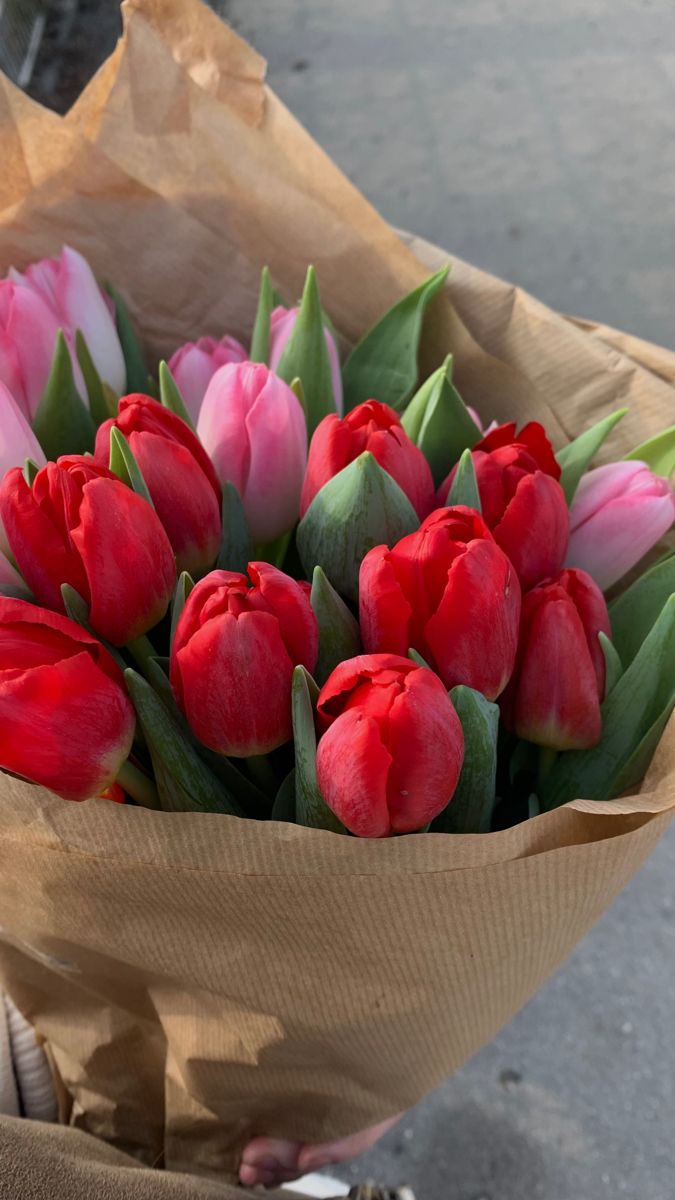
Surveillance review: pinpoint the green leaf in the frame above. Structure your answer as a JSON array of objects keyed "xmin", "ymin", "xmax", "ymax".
[
  {"xmin": 108, "ymin": 427, "xmax": 154, "ymax": 507},
  {"xmin": 310, "ymin": 564, "xmax": 362, "ymax": 685},
  {"xmin": 527, "ymin": 793, "xmax": 541, "ymax": 820},
  {"xmin": 158, "ymin": 361, "xmax": 195, "ymax": 430},
  {"xmin": 402, "ymin": 356, "xmax": 481, "ymax": 486},
  {"xmin": 23, "ymin": 458, "xmax": 40, "ymax": 486},
  {"xmin": 217, "ymin": 480, "xmax": 250, "ymax": 573},
  {"xmin": 32, "ymin": 331, "xmax": 95, "ymax": 459},
  {"xmin": 292, "ymin": 665, "xmax": 346, "ymax": 832},
  {"xmin": 342, "ymin": 266, "xmax": 449, "ymax": 413},
  {"xmin": 556, "ymin": 408, "xmax": 628, "ymax": 505},
  {"xmin": 609, "ymin": 550, "xmax": 675, "ymax": 668},
  {"xmin": 289, "ymin": 376, "xmax": 306, "ymax": 413},
  {"xmin": 60, "ymin": 584, "xmax": 127, "ymax": 671},
  {"xmin": 624, "ymin": 425, "xmax": 675, "ymax": 478},
  {"xmin": 275, "ymin": 265, "xmax": 336, "ymax": 435},
  {"xmin": 598, "ymin": 631, "xmax": 623, "ymax": 697},
  {"xmin": 297, "ymin": 451, "xmax": 419, "ymax": 602},
  {"xmin": 250, "ymin": 266, "xmax": 275, "ymax": 364},
  {"xmin": 271, "ymin": 768, "xmax": 297, "ymax": 823},
  {"xmin": 445, "ymin": 447, "xmax": 482, "ymax": 511},
  {"xmin": 104, "ymin": 282, "xmax": 148, "ymax": 393},
  {"xmin": 75, "ymin": 330, "xmax": 116, "ymax": 427},
  {"xmin": 171, "ymin": 571, "xmax": 194, "ymax": 650},
  {"xmin": 608, "ymin": 705, "xmax": 673, "ymax": 796},
  {"xmin": 407, "ymin": 647, "xmax": 432, "ymax": 671},
  {"xmin": 124, "ymin": 668, "xmax": 244, "ymax": 815},
  {"xmin": 433, "ymin": 686, "xmax": 499, "ymax": 833},
  {"xmin": 540, "ymin": 594, "xmax": 675, "ymax": 808}
]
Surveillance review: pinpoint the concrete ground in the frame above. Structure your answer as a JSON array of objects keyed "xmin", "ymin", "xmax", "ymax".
[{"xmin": 18, "ymin": 2, "xmax": 675, "ymax": 1197}]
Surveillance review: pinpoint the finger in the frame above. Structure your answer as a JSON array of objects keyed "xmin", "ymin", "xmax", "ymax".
[
  {"xmin": 298, "ymin": 1112, "xmax": 403, "ymax": 1172},
  {"xmin": 240, "ymin": 1136, "xmax": 302, "ymax": 1170}
]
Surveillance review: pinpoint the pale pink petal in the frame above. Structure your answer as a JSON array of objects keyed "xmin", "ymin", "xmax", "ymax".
[{"xmin": 566, "ymin": 490, "xmax": 675, "ymax": 589}]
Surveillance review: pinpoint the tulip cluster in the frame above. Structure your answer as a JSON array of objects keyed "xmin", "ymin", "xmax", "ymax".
[{"xmin": 0, "ymin": 250, "xmax": 672, "ymax": 833}]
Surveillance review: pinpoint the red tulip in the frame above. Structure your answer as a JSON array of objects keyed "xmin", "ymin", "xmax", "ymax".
[
  {"xmin": 316, "ymin": 654, "xmax": 464, "ymax": 837},
  {"xmin": 171, "ymin": 562, "xmax": 318, "ymax": 757},
  {"xmin": 95, "ymin": 394, "xmax": 222, "ymax": 576},
  {"xmin": 0, "ymin": 597, "xmax": 135, "ymax": 801},
  {"xmin": 301, "ymin": 400, "xmax": 435, "ymax": 520},
  {"xmin": 500, "ymin": 567, "xmax": 611, "ymax": 750},
  {"xmin": 360, "ymin": 506, "xmax": 521, "ymax": 700},
  {"xmin": 0, "ymin": 456, "xmax": 176, "ymax": 645},
  {"xmin": 438, "ymin": 421, "xmax": 569, "ymax": 591}
]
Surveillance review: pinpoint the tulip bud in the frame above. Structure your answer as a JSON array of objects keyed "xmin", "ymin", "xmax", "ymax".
[
  {"xmin": 0, "ymin": 456, "xmax": 176, "ymax": 645},
  {"xmin": 565, "ymin": 460, "xmax": 675, "ymax": 590},
  {"xmin": 167, "ymin": 335, "xmax": 247, "ymax": 424},
  {"xmin": 315, "ymin": 653, "xmax": 464, "ymax": 837},
  {"xmin": 269, "ymin": 305, "xmax": 343, "ymax": 415},
  {"xmin": 0, "ymin": 382, "xmax": 46, "ymax": 556},
  {"xmin": 0, "ymin": 279, "xmax": 63, "ymax": 420},
  {"xmin": 500, "ymin": 567, "xmax": 611, "ymax": 750},
  {"xmin": 360, "ymin": 506, "xmax": 521, "ymax": 700},
  {"xmin": 439, "ymin": 421, "xmax": 570, "ymax": 591},
  {"xmin": 8, "ymin": 246, "xmax": 125, "ymax": 395},
  {"xmin": 301, "ymin": 399, "xmax": 435, "ymax": 521},
  {"xmin": 95, "ymin": 394, "xmax": 222, "ymax": 576},
  {"xmin": 197, "ymin": 362, "xmax": 307, "ymax": 546},
  {"xmin": 170, "ymin": 563, "xmax": 319, "ymax": 756},
  {"xmin": 0, "ymin": 597, "xmax": 135, "ymax": 801}
]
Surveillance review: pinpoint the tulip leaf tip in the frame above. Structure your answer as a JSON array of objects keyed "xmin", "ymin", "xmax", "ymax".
[
  {"xmin": 158, "ymin": 361, "xmax": 195, "ymax": 430},
  {"xmin": 32, "ymin": 329, "xmax": 95, "ymax": 460},
  {"xmin": 446, "ymin": 447, "xmax": 482, "ymax": 512},
  {"xmin": 109, "ymin": 426, "xmax": 155, "ymax": 509}
]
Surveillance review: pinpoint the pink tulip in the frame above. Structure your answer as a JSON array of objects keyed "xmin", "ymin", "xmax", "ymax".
[
  {"xmin": 269, "ymin": 305, "xmax": 343, "ymax": 415},
  {"xmin": 0, "ymin": 280, "xmax": 64, "ymax": 421},
  {"xmin": 8, "ymin": 246, "xmax": 125, "ymax": 395},
  {"xmin": 0, "ymin": 382, "xmax": 46, "ymax": 555},
  {"xmin": 466, "ymin": 404, "xmax": 498, "ymax": 437},
  {"xmin": 566, "ymin": 460, "xmax": 675, "ymax": 589},
  {"xmin": 168, "ymin": 334, "xmax": 248, "ymax": 424},
  {"xmin": 197, "ymin": 361, "xmax": 308, "ymax": 545}
]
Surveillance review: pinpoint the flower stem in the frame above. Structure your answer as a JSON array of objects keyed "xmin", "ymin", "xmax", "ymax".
[
  {"xmin": 117, "ymin": 759, "xmax": 160, "ymax": 809},
  {"xmin": 245, "ymin": 754, "xmax": 278, "ymax": 795},
  {"xmin": 536, "ymin": 746, "xmax": 558, "ymax": 791},
  {"xmin": 126, "ymin": 633, "xmax": 158, "ymax": 676}
]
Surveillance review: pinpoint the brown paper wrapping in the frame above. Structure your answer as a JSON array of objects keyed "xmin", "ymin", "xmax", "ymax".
[{"xmin": 0, "ymin": 0, "xmax": 674, "ymax": 1180}]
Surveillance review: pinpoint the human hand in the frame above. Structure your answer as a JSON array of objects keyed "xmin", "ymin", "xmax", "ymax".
[{"xmin": 239, "ymin": 1113, "xmax": 402, "ymax": 1189}]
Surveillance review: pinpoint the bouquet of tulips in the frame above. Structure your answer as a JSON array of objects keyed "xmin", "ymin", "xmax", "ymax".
[{"xmin": 1, "ymin": 248, "xmax": 674, "ymax": 836}]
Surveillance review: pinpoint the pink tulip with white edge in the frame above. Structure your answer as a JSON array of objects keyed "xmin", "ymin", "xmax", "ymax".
[
  {"xmin": 268, "ymin": 305, "xmax": 343, "ymax": 415},
  {"xmin": 0, "ymin": 382, "xmax": 46, "ymax": 557},
  {"xmin": 0, "ymin": 280, "xmax": 64, "ymax": 422},
  {"xmin": 565, "ymin": 460, "xmax": 675, "ymax": 590},
  {"xmin": 168, "ymin": 335, "xmax": 247, "ymax": 424}
]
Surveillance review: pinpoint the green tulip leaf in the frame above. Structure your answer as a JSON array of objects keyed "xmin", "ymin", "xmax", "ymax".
[
  {"xmin": 275, "ymin": 265, "xmax": 336, "ymax": 435},
  {"xmin": 250, "ymin": 265, "xmax": 275, "ymax": 364},
  {"xmin": 445, "ymin": 447, "xmax": 482, "ymax": 511},
  {"xmin": 104, "ymin": 282, "xmax": 149, "ymax": 393},
  {"xmin": 599, "ymin": 631, "xmax": 623, "ymax": 697},
  {"xmin": 60, "ymin": 583, "xmax": 127, "ymax": 670},
  {"xmin": 108, "ymin": 427, "xmax": 154, "ymax": 508},
  {"xmin": 403, "ymin": 356, "xmax": 481, "ymax": 486},
  {"xmin": 433, "ymin": 685, "xmax": 499, "ymax": 833},
  {"xmin": 401, "ymin": 358, "xmax": 450, "ymax": 443},
  {"xmin": 32, "ymin": 330, "xmax": 95, "ymax": 459},
  {"xmin": 624, "ymin": 425, "xmax": 675, "ymax": 478},
  {"xmin": 342, "ymin": 266, "xmax": 449, "ymax": 413},
  {"xmin": 292, "ymin": 665, "xmax": 346, "ymax": 832},
  {"xmin": 310, "ymin": 565, "xmax": 362, "ymax": 685},
  {"xmin": 607, "ymin": 705, "xmax": 673, "ymax": 797},
  {"xmin": 75, "ymin": 330, "xmax": 116, "ymax": 427},
  {"xmin": 609, "ymin": 550, "xmax": 675, "ymax": 668},
  {"xmin": 407, "ymin": 647, "xmax": 433, "ymax": 671},
  {"xmin": 158, "ymin": 361, "xmax": 195, "ymax": 430},
  {"xmin": 217, "ymin": 480, "xmax": 250, "ymax": 573},
  {"xmin": 271, "ymin": 768, "xmax": 297, "ymax": 823},
  {"xmin": 528, "ymin": 793, "xmax": 541, "ymax": 820},
  {"xmin": 556, "ymin": 407, "xmax": 628, "ymax": 505},
  {"xmin": 23, "ymin": 458, "xmax": 40, "ymax": 487},
  {"xmin": 540, "ymin": 594, "xmax": 675, "ymax": 808},
  {"xmin": 297, "ymin": 451, "xmax": 419, "ymax": 602},
  {"xmin": 170, "ymin": 571, "xmax": 195, "ymax": 650},
  {"xmin": 124, "ymin": 668, "xmax": 244, "ymax": 815}
]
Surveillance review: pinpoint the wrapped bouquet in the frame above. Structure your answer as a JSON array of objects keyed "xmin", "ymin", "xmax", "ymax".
[{"xmin": 0, "ymin": 0, "xmax": 673, "ymax": 1179}]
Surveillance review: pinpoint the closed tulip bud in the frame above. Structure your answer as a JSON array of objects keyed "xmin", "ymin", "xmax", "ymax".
[
  {"xmin": 0, "ymin": 597, "xmax": 135, "ymax": 801},
  {"xmin": 167, "ymin": 334, "xmax": 247, "ymax": 424},
  {"xmin": 0, "ymin": 279, "xmax": 63, "ymax": 420},
  {"xmin": 315, "ymin": 654, "xmax": 464, "ymax": 837},
  {"xmin": 0, "ymin": 382, "xmax": 46, "ymax": 556},
  {"xmin": 0, "ymin": 456, "xmax": 176, "ymax": 645},
  {"xmin": 500, "ymin": 567, "xmax": 611, "ymax": 750},
  {"xmin": 360, "ymin": 506, "xmax": 521, "ymax": 700},
  {"xmin": 197, "ymin": 362, "xmax": 308, "ymax": 545},
  {"xmin": 301, "ymin": 399, "xmax": 435, "ymax": 520},
  {"xmin": 95, "ymin": 394, "xmax": 222, "ymax": 576},
  {"xmin": 170, "ymin": 562, "xmax": 318, "ymax": 757},
  {"xmin": 565, "ymin": 460, "xmax": 675, "ymax": 590},
  {"xmin": 439, "ymin": 422, "xmax": 569, "ymax": 591},
  {"xmin": 269, "ymin": 304, "xmax": 343, "ymax": 415},
  {"xmin": 8, "ymin": 246, "xmax": 125, "ymax": 395}
]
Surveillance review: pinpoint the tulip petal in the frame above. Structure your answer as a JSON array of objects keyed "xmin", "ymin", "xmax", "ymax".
[
  {"xmin": 58, "ymin": 247, "xmax": 126, "ymax": 393},
  {"xmin": 385, "ymin": 669, "xmax": 464, "ymax": 832},
  {"xmin": 566, "ymin": 490, "xmax": 675, "ymax": 590},
  {"xmin": 316, "ymin": 708, "xmax": 392, "ymax": 837},
  {"xmin": 493, "ymin": 472, "xmax": 569, "ymax": 591},
  {"xmin": 0, "ymin": 466, "xmax": 88, "ymax": 612},
  {"xmin": 359, "ymin": 544, "xmax": 412, "ymax": 658},
  {"xmin": 249, "ymin": 561, "xmax": 318, "ymax": 672}
]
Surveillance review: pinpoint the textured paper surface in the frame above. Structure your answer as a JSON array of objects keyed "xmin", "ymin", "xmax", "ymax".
[{"xmin": 0, "ymin": 0, "xmax": 674, "ymax": 1180}]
